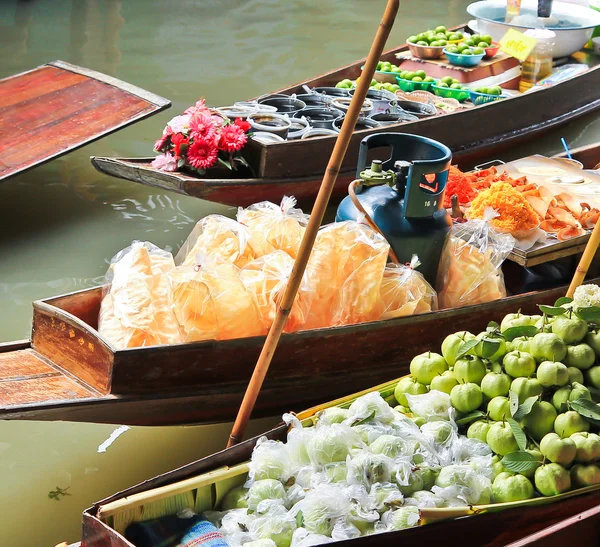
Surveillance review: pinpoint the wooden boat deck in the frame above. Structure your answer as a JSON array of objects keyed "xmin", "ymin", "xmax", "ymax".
[{"xmin": 0, "ymin": 61, "xmax": 170, "ymax": 181}]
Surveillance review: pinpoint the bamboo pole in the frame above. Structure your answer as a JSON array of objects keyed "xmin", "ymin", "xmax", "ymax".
[
  {"xmin": 227, "ymin": 0, "xmax": 400, "ymax": 447},
  {"xmin": 566, "ymin": 219, "xmax": 600, "ymax": 297}
]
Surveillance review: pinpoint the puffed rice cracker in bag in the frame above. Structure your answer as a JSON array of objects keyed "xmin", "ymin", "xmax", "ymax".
[
  {"xmin": 436, "ymin": 208, "xmax": 515, "ymax": 309},
  {"xmin": 237, "ymin": 196, "xmax": 309, "ymax": 259},
  {"xmin": 169, "ymin": 256, "xmax": 264, "ymax": 342},
  {"xmin": 241, "ymin": 250, "xmax": 312, "ymax": 333},
  {"xmin": 380, "ymin": 255, "xmax": 437, "ymax": 319},
  {"xmin": 302, "ymin": 221, "xmax": 389, "ymax": 329},
  {"xmin": 175, "ymin": 214, "xmax": 255, "ymax": 268},
  {"xmin": 98, "ymin": 241, "xmax": 183, "ymax": 348}
]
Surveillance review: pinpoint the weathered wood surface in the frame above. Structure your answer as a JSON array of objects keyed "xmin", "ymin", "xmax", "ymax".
[
  {"xmin": 0, "ymin": 61, "xmax": 170, "ymax": 181},
  {"xmin": 0, "ymin": 277, "xmax": 588, "ymax": 425}
]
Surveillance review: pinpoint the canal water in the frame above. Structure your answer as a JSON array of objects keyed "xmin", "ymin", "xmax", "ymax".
[{"xmin": 0, "ymin": 1, "xmax": 598, "ymax": 545}]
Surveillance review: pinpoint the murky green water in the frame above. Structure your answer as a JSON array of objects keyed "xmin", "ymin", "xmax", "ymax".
[{"xmin": 0, "ymin": 1, "xmax": 599, "ymax": 545}]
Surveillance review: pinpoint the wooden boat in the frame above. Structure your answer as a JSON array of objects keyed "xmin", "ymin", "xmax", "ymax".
[
  {"xmin": 80, "ymin": 377, "xmax": 600, "ymax": 547},
  {"xmin": 0, "ymin": 61, "xmax": 170, "ymax": 181},
  {"xmin": 1, "ymin": 143, "xmax": 598, "ymax": 426},
  {"xmin": 90, "ymin": 30, "xmax": 600, "ymax": 207}
]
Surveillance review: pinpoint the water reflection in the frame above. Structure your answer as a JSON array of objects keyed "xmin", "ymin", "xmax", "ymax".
[{"xmin": 0, "ymin": 1, "xmax": 33, "ymax": 70}]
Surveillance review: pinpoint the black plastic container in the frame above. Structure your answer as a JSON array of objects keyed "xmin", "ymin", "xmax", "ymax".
[
  {"xmin": 300, "ymin": 107, "xmax": 344, "ymax": 129},
  {"xmin": 332, "ymin": 116, "xmax": 380, "ymax": 132},
  {"xmin": 258, "ymin": 96, "xmax": 307, "ymax": 115},
  {"xmin": 369, "ymin": 111, "xmax": 419, "ymax": 125},
  {"xmin": 395, "ymin": 100, "xmax": 437, "ymax": 118}
]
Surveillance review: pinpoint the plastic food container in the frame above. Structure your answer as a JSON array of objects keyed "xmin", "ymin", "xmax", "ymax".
[
  {"xmin": 406, "ymin": 42, "xmax": 446, "ymax": 59},
  {"xmin": 468, "ymin": 90, "xmax": 507, "ymax": 106},
  {"xmin": 360, "ymin": 65, "xmax": 400, "ymax": 84},
  {"xmin": 484, "ymin": 42, "xmax": 500, "ymax": 58},
  {"xmin": 431, "ymin": 85, "xmax": 470, "ymax": 102},
  {"xmin": 395, "ymin": 76, "xmax": 436, "ymax": 92},
  {"xmin": 443, "ymin": 49, "xmax": 485, "ymax": 67}
]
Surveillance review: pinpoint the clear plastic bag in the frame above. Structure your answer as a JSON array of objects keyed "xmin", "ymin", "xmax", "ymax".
[
  {"xmin": 302, "ymin": 221, "xmax": 389, "ymax": 329},
  {"xmin": 405, "ymin": 391, "xmax": 452, "ymax": 422},
  {"xmin": 379, "ymin": 256, "xmax": 437, "ymax": 319},
  {"xmin": 436, "ymin": 208, "xmax": 515, "ymax": 309},
  {"xmin": 169, "ymin": 257, "xmax": 264, "ymax": 342},
  {"xmin": 175, "ymin": 215, "xmax": 255, "ymax": 268},
  {"xmin": 248, "ymin": 437, "xmax": 292, "ymax": 483},
  {"xmin": 237, "ymin": 196, "xmax": 309, "ymax": 259},
  {"xmin": 98, "ymin": 241, "xmax": 183, "ymax": 348},
  {"xmin": 241, "ymin": 250, "xmax": 312, "ymax": 333}
]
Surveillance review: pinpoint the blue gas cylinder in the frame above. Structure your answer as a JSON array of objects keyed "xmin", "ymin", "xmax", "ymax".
[{"xmin": 336, "ymin": 133, "xmax": 452, "ymax": 286}]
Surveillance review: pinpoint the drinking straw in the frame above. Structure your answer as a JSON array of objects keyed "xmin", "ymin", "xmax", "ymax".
[
  {"xmin": 227, "ymin": 0, "xmax": 401, "ymax": 447},
  {"xmin": 561, "ymin": 138, "xmax": 573, "ymax": 160}
]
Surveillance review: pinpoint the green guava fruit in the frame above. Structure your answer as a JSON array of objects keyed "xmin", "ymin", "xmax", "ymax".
[
  {"xmin": 430, "ymin": 370, "xmax": 458, "ymax": 394},
  {"xmin": 520, "ymin": 448, "xmax": 543, "ymax": 479},
  {"xmin": 450, "ymin": 383, "xmax": 483, "ymax": 413},
  {"xmin": 474, "ymin": 332, "xmax": 507, "ymax": 362},
  {"xmin": 394, "ymin": 377, "xmax": 427, "ymax": 407},
  {"xmin": 536, "ymin": 361, "xmax": 569, "ymax": 387},
  {"xmin": 221, "ymin": 486, "xmax": 248, "ymax": 510},
  {"xmin": 570, "ymin": 432, "xmax": 600, "ymax": 462},
  {"xmin": 467, "ymin": 420, "xmax": 491, "ymax": 443},
  {"xmin": 454, "ymin": 355, "xmax": 486, "ymax": 385},
  {"xmin": 554, "ymin": 411, "xmax": 590, "ymax": 438},
  {"xmin": 552, "ymin": 316, "xmax": 588, "ymax": 345},
  {"xmin": 584, "ymin": 329, "xmax": 600, "ymax": 357},
  {"xmin": 551, "ymin": 382, "xmax": 592, "ymax": 412},
  {"xmin": 486, "ymin": 422, "xmax": 519, "ymax": 456},
  {"xmin": 481, "ymin": 372, "xmax": 511, "ymax": 400},
  {"xmin": 565, "ymin": 343, "xmax": 596, "ymax": 370},
  {"xmin": 491, "ymin": 455, "xmax": 513, "ymax": 480},
  {"xmin": 567, "ymin": 367, "xmax": 585, "ymax": 384},
  {"xmin": 503, "ymin": 350, "xmax": 536, "ymax": 378},
  {"xmin": 487, "ymin": 396, "xmax": 510, "ymax": 421},
  {"xmin": 570, "ymin": 463, "xmax": 600, "ymax": 487},
  {"xmin": 409, "ymin": 352, "xmax": 448, "ymax": 385},
  {"xmin": 492, "ymin": 472, "xmax": 534, "ymax": 502},
  {"xmin": 511, "ymin": 377, "xmax": 543, "ymax": 404},
  {"xmin": 521, "ymin": 401, "xmax": 557, "ymax": 441},
  {"xmin": 584, "ymin": 365, "xmax": 600, "ymax": 389},
  {"xmin": 500, "ymin": 312, "xmax": 540, "ymax": 332},
  {"xmin": 530, "ymin": 333, "xmax": 567, "ymax": 362},
  {"xmin": 441, "ymin": 331, "xmax": 476, "ymax": 366},
  {"xmin": 507, "ymin": 336, "xmax": 532, "ymax": 354},
  {"xmin": 397, "ymin": 470, "xmax": 424, "ymax": 496},
  {"xmin": 539, "ymin": 432, "xmax": 576, "ymax": 465},
  {"xmin": 535, "ymin": 463, "xmax": 571, "ymax": 496}
]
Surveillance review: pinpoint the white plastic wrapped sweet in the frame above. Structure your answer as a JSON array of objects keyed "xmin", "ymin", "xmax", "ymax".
[
  {"xmin": 368, "ymin": 482, "xmax": 404, "ymax": 512},
  {"xmin": 345, "ymin": 452, "xmax": 393, "ymax": 489},
  {"xmin": 404, "ymin": 490, "xmax": 446, "ymax": 508},
  {"xmin": 379, "ymin": 506, "xmax": 420, "ymax": 531},
  {"xmin": 290, "ymin": 484, "xmax": 351, "ymax": 537},
  {"xmin": 248, "ymin": 438, "xmax": 292, "ymax": 483},
  {"xmin": 405, "ymin": 390, "xmax": 453, "ymax": 422},
  {"xmin": 432, "ymin": 464, "xmax": 492, "ymax": 505},
  {"xmin": 346, "ymin": 392, "xmax": 396, "ymax": 425},
  {"xmin": 306, "ymin": 424, "xmax": 363, "ymax": 466},
  {"xmin": 315, "ymin": 407, "xmax": 349, "ymax": 427},
  {"xmin": 290, "ymin": 528, "xmax": 333, "ymax": 547},
  {"xmin": 369, "ymin": 434, "xmax": 411, "ymax": 459},
  {"xmin": 248, "ymin": 507, "xmax": 297, "ymax": 547},
  {"xmin": 247, "ymin": 480, "xmax": 287, "ymax": 512}
]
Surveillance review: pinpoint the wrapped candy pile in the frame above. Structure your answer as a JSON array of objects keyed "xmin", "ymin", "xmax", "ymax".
[
  {"xmin": 205, "ymin": 391, "xmax": 494, "ymax": 546},
  {"xmin": 98, "ymin": 197, "xmax": 438, "ymax": 348}
]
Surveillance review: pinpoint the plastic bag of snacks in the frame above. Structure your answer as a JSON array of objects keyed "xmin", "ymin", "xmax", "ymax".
[
  {"xmin": 175, "ymin": 215, "xmax": 255, "ymax": 268},
  {"xmin": 169, "ymin": 256, "xmax": 264, "ymax": 342},
  {"xmin": 379, "ymin": 255, "xmax": 437, "ymax": 319},
  {"xmin": 241, "ymin": 250, "xmax": 312, "ymax": 333},
  {"xmin": 302, "ymin": 221, "xmax": 389, "ymax": 329},
  {"xmin": 436, "ymin": 208, "xmax": 515, "ymax": 309},
  {"xmin": 237, "ymin": 196, "xmax": 309, "ymax": 259},
  {"xmin": 98, "ymin": 241, "xmax": 183, "ymax": 348}
]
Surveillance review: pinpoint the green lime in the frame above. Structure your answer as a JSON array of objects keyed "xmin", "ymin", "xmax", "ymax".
[
  {"xmin": 412, "ymin": 76, "xmax": 423, "ymax": 82},
  {"xmin": 446, "ymin": 46, "xmax": 459, "ymax": 53},
  {"xmin": 482, "ymin": 34, "xmax": 493, "ymax": 44},
  {"xmin": 390, "ymin": 84, "xmax": 400, "ymax": 91},
  {"xmin": 408, "ymin": 35, "xmax": 418, "ymax": 44},
  {"xmin": 461, "ymin": 50, "xmax": 473, "ymax": 55},
  {"xmin": 391, "ymin": 66, "xmax": 402, "ymax": 73},
  {"xmin": 490, "ymin": 86, "xmax": 502, "ymax": 95},
  {"xmin": 452, "ymin": 78, "xmax": 460, "ymax": 84},
  {"xmin": 416, "ymin": 33, "xmax": 426, "ymax": 42},
  {"xmin": 423, "ymin": 76, "xmax": 435, "ymax": 82},
  {"xmin": 435, "ymin": 25, "xmax": 447, "ymax": 33},
  {"xmin": 477, "ymin": 87, "xmax": 489, "ymax": 94},
  {"xmin": 450, "ymin": 83, "xmax": 462, "ymax": 89},
  {"xmin": 448, "ymin": 33, "xmax": 461, "ymax": 42},
  {"xmin": 430, "ymin": 40, "xmax": 442, "ymax": 47},
  {"xmin": 415, "ymin": 70, "xmax": 427, "ymax": 79},
  {"xmin": 457, "ymin": 43, "xmax": 470, "ymax": 52},
  {"xmin": 472, "ymin": 47, "xmax": 485, "ymax": 55},
  {"xmin": 404, "ymin": 71, "xmax": 415, "ymax": 80},
  {"xmin": 416, "ymin": 41, "xmax": 429, "ymax": 46},
  {"xmin": 377, "ymin": 61, "xmax": 383, "ymax": 70},
  {"xmin": 437, "ymin": 39, "xmax": 447, "ymax": 46},
  {"xmin": 471, "ymin": 34, "xmax": 481, "ymax": 43},
  {"xmin": 478, "ymin": 41, "xmax": 490, "ymax": 48},
  {"xmin": 465, "ymin": 39, "xmax": 475, "ymax": 46},
  {"xmin": 437, "ymin": 81, "xmax": 449, "ymax": 88},
  {"xmin": 441, "ymin": 76, "xmax": 454, "ymax": 85}
]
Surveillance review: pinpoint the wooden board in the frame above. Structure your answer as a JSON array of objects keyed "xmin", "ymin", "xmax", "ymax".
[{"xmin": 0, "ymin": 61, "xmax": 170, "ymax": 181}]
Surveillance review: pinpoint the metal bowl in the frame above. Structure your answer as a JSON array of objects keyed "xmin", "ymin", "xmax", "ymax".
[
  {"xmin": 394, "ymin": 100, "xmax": 437, "ymax": 118},
  {"xmin": 467, "ymin": 0, "xmax": 600, "ymax": 58},
  {"xmin": 407, "ymin": 42, "xmax": 446, "ymax": 60}
]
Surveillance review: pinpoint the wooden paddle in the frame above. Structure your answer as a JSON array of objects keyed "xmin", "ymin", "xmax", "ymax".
[
  {"xmin": 567, "ymin": 217, "xmax": 600, "ymax": 297},
  {"xmin": 227, "ymin": 0, "xmax": 401, "ymax": 447}
]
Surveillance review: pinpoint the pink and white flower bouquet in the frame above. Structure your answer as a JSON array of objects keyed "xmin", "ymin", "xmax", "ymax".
[{"xmin": 152, "ymin": 99, "xmax": 252, "ymax": 175}]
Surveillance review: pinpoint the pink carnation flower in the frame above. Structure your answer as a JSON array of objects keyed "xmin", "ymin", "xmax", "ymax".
[
  {"xmin": 187, "ymin": 139, "xmax": 218, "ymax": 170},
  {"xmin": 151, "ymin": 152, "xmax": 178, "ymax": 172},
  {"xmin": 166, "ymin": 114, "xmax": 191, "ymax": 134},
  {"xmin": 154, "ymin": 125, "xmax": 174, "ymax": 151},
  {"xmin": 189, "ymin": 112, "xmax": 216, "ymax": 142},
  {"xmin": 184, "ymin": 98, "xmax": 208, "ymax": 115}
]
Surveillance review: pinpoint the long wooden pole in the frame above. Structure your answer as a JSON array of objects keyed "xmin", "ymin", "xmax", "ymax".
[
  {"xmin": 227, "ymin": 0, "xmax": 400, "ymax": 447},
  {"xmin": 566, "ymin": 219, "xmax": 600, "ymax": 297}
]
